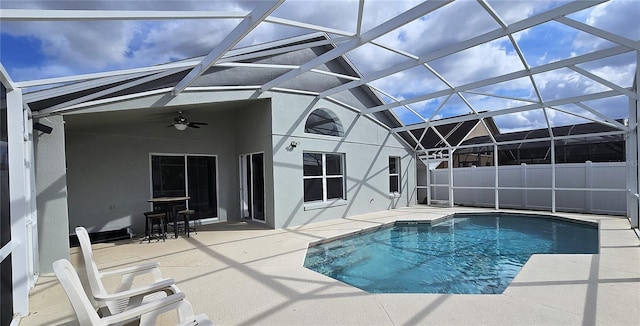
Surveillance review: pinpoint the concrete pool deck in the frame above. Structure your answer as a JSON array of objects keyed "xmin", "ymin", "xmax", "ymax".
[{"xmin": 19, "ymin": 206, "xmax": 640, "ymax": 325}]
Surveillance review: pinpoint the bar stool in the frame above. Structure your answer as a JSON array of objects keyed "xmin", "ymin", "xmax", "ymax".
[
  {"xmin": 170, "ymin": 205, "xmax": 196, "ymax": 237},
  {"xmin": 177, "ymin": 208, "xmax": 197, "ymax": 237},
  {"xmin": 144, "ymin": 211, "xmax": 166, "ymax": 242}
]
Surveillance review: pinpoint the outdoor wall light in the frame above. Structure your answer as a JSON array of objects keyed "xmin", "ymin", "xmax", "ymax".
[
  {"xmin": 174, "ymin": 123, "xmax": 188, "ymax": 131},
  {"xmin": 34, "ymin": 122, "xmax": 53, "ymax": 134},
  {"xmin": 290, "ymin": 141, "xmax": 299, "ymax": 148}
]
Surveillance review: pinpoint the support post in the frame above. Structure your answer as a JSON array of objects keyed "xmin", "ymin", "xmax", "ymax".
[
  {"xmin": 448, "ymin": 149, "xmax": 454, "ymax": 207},
  {"xmin": 426, "ymin": 153, "xmax": 431, "ymax": 206},
  {"xmin": 585, "ymin": 161, "xmax": 593, "ymax": 213},
  {"xmin": 494, "ymin": 144, "xmax": 499, "ymax": 209},
  {"xmin": 521, "ymin": 163, "xmax": 527, "ymax": 209},
  {"xmin": 627, "ymin": 56, "xmax": 639, "ymax": 228},
  {"xmin": 551, "ymin": 140, "xmax": 556, "ymax": 213},
  {"xmin": 635, "ymin": 89, "xmax": 640, "ymax": 229},
  {"xmin": 7, "ymin": 87, "xmax": 29, "ymax": 317},
  {"xmin": 627, "ymin": 105, "xmax": 639, "ymax": 228}
]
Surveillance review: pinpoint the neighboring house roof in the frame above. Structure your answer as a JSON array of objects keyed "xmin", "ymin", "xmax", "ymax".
[
  {"xmin": 408, "ymin": 112, "xmax": 499, "ymax": 150},
  {"xmin": 459, "ymin": 120, "xmax": 625, "ymax": 151}
]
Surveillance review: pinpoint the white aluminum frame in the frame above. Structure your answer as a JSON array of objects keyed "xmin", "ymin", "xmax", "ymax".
[
  {"xmin": 0, "ymin": 2, "xmax": 638, "ymax": 322},
  {"xmin": 2, "ymin": 69, "xmax": 34, "ymax": 320}
]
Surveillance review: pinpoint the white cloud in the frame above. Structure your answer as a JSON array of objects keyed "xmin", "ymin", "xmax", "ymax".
[
  {"xmin": 0, "ymin": 0, "xmax": 261, "ymax": 74},
  {"xmin": 372, "ymin": 1, "xmax": 500, "ymax": 57},
  {"xmin": 493, "ymin": 109, "xmax": 547, "ymax": 132},
  {"xmin": 365, "ymin": 39, "xmax": 529, "ymax": 107},
  {"xmin": 566, "ymin": 0, "xmax": 639, "ymax": 94},
  {"xmin": 359, "ymin": 0, "xmax": 424, "ymax": 33},
  {"xmin": 131, "ymin": 20, "xmax": 239, "ymax": 64},
  {"xmin": 272, "ymin": 0, "xmax": 359, "ymax": 34},
  {"xmin": 10, "ymin": 63, "xmax": 79, "ymax": 82},
  {"xmin": 581, "ymin": 0, "xmax": 640, "ymax": 46},
  {"xmin": 1, "ymin": 19, "xmax": 139, "ymax": 71}
]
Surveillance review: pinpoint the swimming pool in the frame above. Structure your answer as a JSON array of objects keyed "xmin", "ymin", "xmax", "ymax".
[{"xmin": 303, "ymin": 213, "xmax": 599, "ymax": 294}]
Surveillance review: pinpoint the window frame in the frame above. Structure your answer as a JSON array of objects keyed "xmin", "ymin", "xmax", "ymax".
[
  {"xmin": 303, "ymin": 152, "xmax": 346, "ymax": 205},
  {"xmin": 389, "ymin": 156, "xmax": 401, "ymax": 195}
]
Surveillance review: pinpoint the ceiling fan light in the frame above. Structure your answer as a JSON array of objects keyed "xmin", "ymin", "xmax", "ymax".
[{"xmin": 174, "ymin": 123, "xmax": 188, "ymax": 131}]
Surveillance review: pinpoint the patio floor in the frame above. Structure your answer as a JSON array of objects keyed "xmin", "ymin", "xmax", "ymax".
[{"xmin": 19, "ymin": 206, "xmax": 640, "ymax": 325}]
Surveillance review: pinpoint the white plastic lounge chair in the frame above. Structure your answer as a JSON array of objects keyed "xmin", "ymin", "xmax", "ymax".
[
  {"xmin": 54, "ymin": 259, "xmax": 214, "ymax": 326},
  {"xmin": 177, "ymin": 314, "xmax": 216, "ymax": 326},
  {"xmin": 75, "ymin": 226, "xmax": 180, "ymax": 316}
]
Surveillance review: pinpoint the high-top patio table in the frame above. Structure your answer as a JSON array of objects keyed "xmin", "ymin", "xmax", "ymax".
[{"xmin": 147, "ymin": 196, "xmax": 190, "ymax": 239}]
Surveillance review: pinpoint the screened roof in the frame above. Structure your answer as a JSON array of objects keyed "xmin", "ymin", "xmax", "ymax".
[{"xmin": 0, "ymin": 0, "xmax": 637, "ymax": 153}]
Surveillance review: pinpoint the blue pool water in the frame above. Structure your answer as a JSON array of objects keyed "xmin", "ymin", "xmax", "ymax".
[{"xmin": 303, "ymin": 213, "xmax": 598, "ymax": 294}]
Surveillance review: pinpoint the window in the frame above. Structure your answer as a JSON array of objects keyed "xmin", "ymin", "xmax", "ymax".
[
  {"xmin": 389, "ymin": 156, "xmax": 401, "ymax": 194},
  {"xmin": 152, "ymin": 156, "xmax": 186, "ymax": 198},
  {"xmin": 303, "ymin": 152, "xmax": 345, "ymax": 203},
  {"xmin": 305, "ymin": 108, "xmax": 344, "ymax": 137},
  {"xmin": 151, "ymin": 154, "xmax": 218, "ymax": 218}
]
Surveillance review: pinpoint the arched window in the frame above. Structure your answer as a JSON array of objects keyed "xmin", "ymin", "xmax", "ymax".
[{"xmin": 305, "ymin": 108, "xmax": 344, "ymax": 137}]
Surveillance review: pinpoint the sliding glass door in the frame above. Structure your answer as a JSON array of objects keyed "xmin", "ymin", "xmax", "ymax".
[
  {"xmin": 151, "ymin": 154, "xmax": 218, "ymax": 218},
  {"xmin": 186, "ymin": 156, "xmax": 218, "ymax": 218},
  {"xmin": 240, "ymin": 152, "xmax": 265, "ymax": 222}
]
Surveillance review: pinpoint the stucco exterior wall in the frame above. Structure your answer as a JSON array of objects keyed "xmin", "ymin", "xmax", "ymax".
[
  {"xmin": 50, "ymin": 89, "xmax": 416, "ymax": 236},
  {"xmin": 34, "ymin": 115, "xmax": 70, "ymax": 273},
  {"xmin": 64, "ymin": 106, "xmax": 240, "ymax": 236},
  {"xmin": 270, "ymin": 93, "xmax": 416, "ymax": 228},
  {"xmin": 233, "ymin": 99, "xmax": 275, "ymax": 227}
]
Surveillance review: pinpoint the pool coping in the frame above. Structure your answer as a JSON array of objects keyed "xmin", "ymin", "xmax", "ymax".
[{"xmin": 307, "ymin": 210, "xmax": 600, "ymax": 248}]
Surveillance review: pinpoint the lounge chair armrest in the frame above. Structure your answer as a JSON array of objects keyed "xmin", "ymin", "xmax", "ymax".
[
  {"xmin": 94, "ymin": 278, "xmax": 176, "ymax": 302},
  {"xmin": 101, "ymin": 292, "xmax": 187, "ymax": 325},
  {"xmin": 103, "ymin": 262, "xmax": 164, "ymax": 291},
  {"xmin": 100, "ymin": 261, "xmax": 161, "ymax": 277}
]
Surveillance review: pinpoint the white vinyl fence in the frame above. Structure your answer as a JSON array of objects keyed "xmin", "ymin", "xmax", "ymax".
[{"xmin": 425, "ymin": 162, "xmax": 626, "ymax": 215}]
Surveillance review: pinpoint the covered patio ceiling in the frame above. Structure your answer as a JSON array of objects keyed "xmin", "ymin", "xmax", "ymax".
[{"xmin": 0, "ymin": 0, "xmax": 638, "ymax": 153}]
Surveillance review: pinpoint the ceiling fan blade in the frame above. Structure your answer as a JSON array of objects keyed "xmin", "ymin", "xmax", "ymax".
[{"xmin": 166, "ymin": 111, "xmax": 206, "ymax": 130}]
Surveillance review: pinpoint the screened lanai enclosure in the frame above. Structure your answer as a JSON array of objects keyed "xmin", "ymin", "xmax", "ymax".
[{"xmin": 1, "ymin": 0, "xmax": 639, "ymax": 323}]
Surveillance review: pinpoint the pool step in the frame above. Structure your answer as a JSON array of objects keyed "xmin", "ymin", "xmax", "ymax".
[{"xmin": 304, "ymin": 245, "xmax": 358, "ymax": 270}]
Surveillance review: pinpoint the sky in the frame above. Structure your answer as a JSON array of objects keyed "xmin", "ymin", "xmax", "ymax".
[{"xmin": 0, "ymin": 0, "xmax": 638, "ymax": 132}]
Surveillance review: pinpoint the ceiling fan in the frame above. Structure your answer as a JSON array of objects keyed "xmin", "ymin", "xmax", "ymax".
[{"xmin": 168, "ymin": 111, "xmax": 208, "ymax": 131}]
